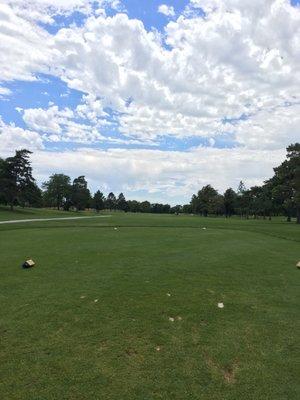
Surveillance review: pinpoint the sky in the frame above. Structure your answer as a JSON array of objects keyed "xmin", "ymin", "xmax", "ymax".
[{"xmin": 0, "ymin": 0, "xmax": 299, "ymax": 204}]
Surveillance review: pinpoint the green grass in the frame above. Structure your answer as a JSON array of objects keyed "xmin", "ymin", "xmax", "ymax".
[
  {"xmin": 0, "ymin": 211, "xmax": 299, "ymax": 399},
  {"xmin": 0, "ymin": 206, "xmax": 94, "ymax": 220}
]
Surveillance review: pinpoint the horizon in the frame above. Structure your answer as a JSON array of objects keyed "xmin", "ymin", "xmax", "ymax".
[{"xmin": 1, "ymin": 0, "xmax": 300, "ymax": 204}]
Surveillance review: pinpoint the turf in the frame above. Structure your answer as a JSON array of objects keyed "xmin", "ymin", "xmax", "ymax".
[{"xmin": 0, "ymin": 211, "xmax": 299, "ymax": 399}]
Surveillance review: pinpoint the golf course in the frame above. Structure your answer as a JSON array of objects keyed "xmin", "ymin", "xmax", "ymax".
[{"xmin": 0, "ymin": 208, "xmax": 299, "ymax": 400}]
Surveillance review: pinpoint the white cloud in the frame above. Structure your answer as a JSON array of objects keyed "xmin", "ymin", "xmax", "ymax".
[
  {"xmin": 0, "ymin": 0, "xmax": 299, "ymax": 201},
  {"xmin": 0, "ymin": 3, "xmax": 53, "ymax": 81},
  {"xmin": 2, "ymin": 0, "xmax": 124, "ymax": 21},
  {"xmin": 158, "ymin": 4, "xmax": 175, "ymax": 17},
  {"xmin": 233, "ymin": 102, "xmax": 300, "ymax": 149},
  {"xmin": 2, "ymin": 1, "xmax": 300, "ymax": 149},
  {"xmin": 20, "ymin": 103, "xmax": 157, "ymax": 146},
  {"xmin": 0, "ymin": 118, "xmax": 44, "ymax": 155},
  {"xmin": 0, "ymin": 86, "xmax": 11, "ymax": 97},
  {"xmin": 27, "ymin": 146, "xmax": 285, "ymax": 203}
]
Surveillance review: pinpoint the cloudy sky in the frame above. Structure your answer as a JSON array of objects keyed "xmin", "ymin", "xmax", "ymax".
[{"xmin": 0, "ymin": 0, "xmax": 299, "ymax": 204}]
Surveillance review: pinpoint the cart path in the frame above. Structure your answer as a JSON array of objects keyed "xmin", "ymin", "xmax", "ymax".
[{"xmin": 0, "ymin": 215, "xmax": 111, "ymax": 224}]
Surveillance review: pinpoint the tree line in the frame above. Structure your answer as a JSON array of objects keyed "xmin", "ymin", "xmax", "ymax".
[{"xmin": 0, "ymin": 143, "xmax": 299, "ymax": 223}]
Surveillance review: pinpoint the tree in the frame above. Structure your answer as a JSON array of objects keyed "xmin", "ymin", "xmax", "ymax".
[
  {"xmin": 223, "ymin": 188, "xmax": 237, "ymax": 217},
  {"xmin": 117, "ymin": 193, "xmax": 129, "ymax": 212},
  {"xmin": 236, "ymin": 181, "xmax": 251, "ymax": 218},
  {"xmin": 267, "ymin": 143, "xmax": 300, "ymax": 223},
  {"xmin": 128, "ymin": 200, "xmax": 140, "ymax": 212},
  {"xmin": 210, "ymin": 194, "xmax": 225, "ymax": 216},
  {"xmin": 93, "ymin": 190, "xmax": 105, "ymax": 212},
  {"xmin": 0, "ymin": 149, "xmax": 35, "ymax": 210},
  {"xmin": 151, "ymin": 203, "xmax": 171, "ymax": 213},
  {"xmin": 247, "ymin": 185, "xmax": 273, "ymax": 219},
  {"xmin": 106, "ymin": 192, "xmax": 117, "ymax": 210},
  {"xmin": 43, "ymin": 174, "xmax": 71, "ymax": 210},
  {"xmin": 0, "ymin": 157, "xmax": 6, "ymax": 204},
  {"xmin": 71, "ymin": 176, "xmax": 91, "ymax": 211},
  {"xmin": 191, "ymin": 185, "xmax": 219, "ymax": 216},
  {"xmin": 20, "ymin": 181, "xmax": 43, "ymax": 208},
  {"xmin": 170, "ymin": 205, "xmax": 182, "ymax": 214},
  {"xmin": 140, "ymin": 201, "xmax": 151, "ymax": 213},
  {"xmin": 182, "ymin": 204, "xmax": 192, "ymax": 214}
]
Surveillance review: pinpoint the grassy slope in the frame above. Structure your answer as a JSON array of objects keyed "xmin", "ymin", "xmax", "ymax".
[
  {"xmin": 0, "ymin": 211, "xmax": 299, "ymax": 399},
  {"xmin": 0, "ymin": 206, "xmax": 93, "ymax": 221}
]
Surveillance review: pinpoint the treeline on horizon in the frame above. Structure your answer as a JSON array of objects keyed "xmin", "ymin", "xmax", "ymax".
[{"xmin": 0, "ymin": 143, "xmax": 299, "ymax": 223}]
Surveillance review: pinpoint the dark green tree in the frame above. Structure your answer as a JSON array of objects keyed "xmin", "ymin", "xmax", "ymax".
[
  {"xmin": 71, "ymin": 176, "xmax": 91, "ymax": 211},
  {"xmin": 42, "ymin": 173, "xmax": 71, "ymax": 210},
  {"xmin": 140, "ymin": 201, "xmax": 151, "ymax": 213},
  {"xmin": 106, "ymin": 192, "xmax": 117, "ymax": 210},
  {"xmin": 117, "ymin": 193, "xmax": 129, "ymax": 212},
  {"xmin": 224, "ymin": 188, "xmax": 237, "ymax": 217},
  {"xmin": 267, "ymin": 143, "xmax": 300, "ymax": 223},
  {"xmin": 0, "ymin": 149, "xmax": 35, "ymax": 210},
  {"xmin": 191, "ymin": 185, "xmax": 219, "ymax": 216},
  {"xmin": 93, "ymin": 190, "xmax": 105, "ymax": 212},
  {"xmin": 20, "ymin": 181, "xmax": 43, "ymax": 208},
  {"xmin": 236, "ymin": 181, "xmax": 251, "ymax": 218},
  {"xmin": 182, "ymin": 204, "xmax": 192, "ymax": 214},
  {"xmin": 128, "ymin": 200, "xmax": 140, "ymax": 212},
  {"xmin": 0, "ymin": 157, "xmax": 6, "ymax": 204},
  {"xmin": 210, "ymin": 194, "xmax": 225, "ymax": 216},
  {"xmin": 170, "ymin": 205, "xmax": 182, "ymax": 214}
]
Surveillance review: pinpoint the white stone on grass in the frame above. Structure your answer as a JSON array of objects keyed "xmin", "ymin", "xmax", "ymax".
[
  {"xmin": 169, "ymin": 317, "xmax": 175, "ymax": 322},
  {"xmin": 218, "ymin": 302, "xmax": 224, "ymax": 308}
]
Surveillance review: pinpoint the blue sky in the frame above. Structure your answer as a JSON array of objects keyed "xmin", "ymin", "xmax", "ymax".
[{"xmin": 0, "ymin": 0, "xmax": 299, "ymax": 203}]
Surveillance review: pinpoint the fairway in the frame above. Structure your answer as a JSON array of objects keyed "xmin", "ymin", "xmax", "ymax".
[{"xmin": 0, "ymin": 211, "xmax": 299, "ymax": 400}]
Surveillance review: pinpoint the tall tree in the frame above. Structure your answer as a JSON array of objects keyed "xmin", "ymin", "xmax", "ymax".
[
  {"xmin": 106, "ymin": 192, "xmax": 117, "ymax": 210},
  {"xmin": 236, "ymin": 181, "xmax": 250, "ymax": 218},
  {"xmin": 191, "ymin": 185, "xmax": 219, "ymax": 216},
  {"xmin": 93, "ymin": 190, "xmax": 105, "ymax": 212},
  {"xmin": 20, "ymin": 181, "xmax": 43, "ymax": 208},
  {"xmin": 117, "ymin": 193, "xmax": 129, "ymax": 212},
  {"xmin": 267, "ymin": 143, "xmax": 300, "ymax": 223},
  {"xmin": 42, "ymin": 173, "xmax": 71, "ymax": 210},
  {"xmin": 127, "ymin": 200, "xmax": 140, "ymax": 213},
  {"xmin": 0, "ymin": 157, "xmax": 6, "ymax": 204},
  {"xmin": 0, "ymin": 149, "xmax": 35, "ymax": 210},
  {"xmin": 224, "ymin": 188, "xmax": 237, "ymax": 217},
  {"xmin": 140, "ymin": 201, "xmax": 151, "ymax": 213},
  {"xmin": 71, "ymin": 176, "xmax": 91, "ymax": 211}
]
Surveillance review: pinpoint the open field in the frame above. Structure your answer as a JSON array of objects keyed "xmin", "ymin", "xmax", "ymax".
[{"xmin": 0, "ymin": 210, "xmax": 299, "ymax": 399}]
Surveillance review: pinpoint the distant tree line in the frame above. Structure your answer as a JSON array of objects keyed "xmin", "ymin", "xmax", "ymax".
[
  {"xmin": 189, "ymin": 143, "xmax": 300, "ymax": 223},
  {"xmin": 0, "ymin": 144, "xmax": 299, "ymax": 223}
]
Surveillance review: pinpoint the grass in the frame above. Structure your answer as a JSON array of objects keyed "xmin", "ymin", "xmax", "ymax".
[
  {"xmin": 0, "ymin": 206, "xmax": 92, "ymax": 220},
  {"xmin": 0, "ymin": 210, "xmax": 299, "ymax": 399}
]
